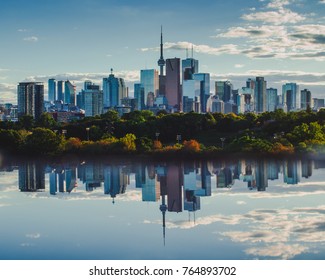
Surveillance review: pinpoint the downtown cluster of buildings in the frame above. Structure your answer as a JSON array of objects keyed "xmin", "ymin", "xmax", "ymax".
[{"xmin": 1, "ymin": 30, "xmax": 325, "ymax": 122}]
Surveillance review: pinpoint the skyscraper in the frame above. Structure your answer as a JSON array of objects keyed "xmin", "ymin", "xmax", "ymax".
[
  {"xmin": 182, "ymin": 55, "xmax": 199, "ymax": 112},
  {"xmin": 255, "ymin": 77, "xmax": 267, "ymax": 113},
  {"xmin": 64, "ymin": 80, "xmax": 76, "ymax": 105},
  {"xmin": 57, "ymin": 80, "xmax": 64, "ymax": 101},
  {"xmin": 134, "ymin": 83, "xmax": 145, "ymax": 110},
  {"xmin": 165, "ymin": 58, "xmax": 181, "ymax": 111},
  {"xmin": 182, "ymin": 57, "xmax": 199, "ymax": 82},
  {"xmin": 266, "ymin": 88, "xmax": 278, "ymax": 112},
  {"xmin": 194, "ymin": 73, "xmax": 210, "ymax": 113},
  {"xmin": 78, "ymin": 81, "xmax": 103, "ymax": 117},
  {"xmin": 282, "ymin": 83, "xmax": 300, "ymax": 112},
  {"xmin": 48, "ymin": 78, "xmax": 56, "ymax": 101},
  {"xmin": 301, "ymin": 89, "xmax": 312, "ymax": 110},
  {"xmin": 140, "ymin": 69, "xmax": 159, "ymax": 106},
  {"xmin": 215, "ymin": 81, "xmax": 232, "ymax": 102},
  {"xmin": 103, "ymin": 69, "xmax": 127, "ymax": 109},
  {"xmin": 17, "ymin": 82, "xmax": 44, "ymax": 120}
]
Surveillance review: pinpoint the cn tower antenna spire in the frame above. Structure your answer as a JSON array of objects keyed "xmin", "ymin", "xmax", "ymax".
[{"xmin": 157, "ymin": 25, "xmax": 165, "ymax": 76}]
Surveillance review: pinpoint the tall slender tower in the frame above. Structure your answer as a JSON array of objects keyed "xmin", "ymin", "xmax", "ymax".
[{"xmin": 157, "ymin": 26, "xmax": 165, "ymax": 76}]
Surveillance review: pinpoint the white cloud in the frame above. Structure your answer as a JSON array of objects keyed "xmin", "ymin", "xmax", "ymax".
[
  {"xmin": 0, "ymin": 83, "xmax": 17, "ymax": 104},
  {"xmin": 242, "ymin": 0, "xmax": 305, "ymax": 25},
  {"xmin": 242, "ymin": 8, "xmax": 305, "ymax": 25},
  {"xmin": 266, "ymin": 0, "xmax": 290, "ymax": 9},
  {"xmin": 319, "ymin": 0, "xmax": 325, "ymax": 4},
  {"xmin": 18, "ymin": 29, "xmax": 29, "ymax": 32},
  {"xmin": 142, "ymin": 41, "xmax": 241, "ymax": 56},
  {"xmin": 23, "ymin": 36, "xmax": 38, "ymax": 42},
  {"xmin": 217, "ymin": 25, "xmax": 287, "ymax": 38}
]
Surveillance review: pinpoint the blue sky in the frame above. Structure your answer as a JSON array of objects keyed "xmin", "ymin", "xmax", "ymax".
[{"xmin": 1, "ymin": 0, "xmax": 325, "ymax": 103}]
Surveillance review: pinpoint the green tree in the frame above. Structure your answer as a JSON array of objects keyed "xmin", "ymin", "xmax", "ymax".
[
  {"xmin": 24, "ymin": 128, "xmax": 63, "ymax": 156},
  {"xmin": 18, "ymin": 115, "xmax": 34, "ymax": 130},
  {"xmin": 36, "ymin": 113, "xmax": 57, "ymax": 128}
]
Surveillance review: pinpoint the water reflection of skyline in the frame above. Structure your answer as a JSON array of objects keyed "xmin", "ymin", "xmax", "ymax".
[
  {"xmin": 1, "ymin": 158, "xmax": 325, "ymax": 260},
  {"xmin": 11, "ymin": 158, "xmax": 323, "ymax": 205}
]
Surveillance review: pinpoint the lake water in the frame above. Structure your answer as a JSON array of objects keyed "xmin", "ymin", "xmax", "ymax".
[{"xmin": 0, "ymin": 156, "xmax": 325, "ymax": 260}]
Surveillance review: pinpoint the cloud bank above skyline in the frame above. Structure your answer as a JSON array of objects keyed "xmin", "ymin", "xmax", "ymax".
[{"xmin": 0, "ymin": 0, "xmax": 324, "ymax": 104}]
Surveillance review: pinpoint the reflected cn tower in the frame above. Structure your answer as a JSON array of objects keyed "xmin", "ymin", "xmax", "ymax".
[{"xmin": 157, "ymin": 26, "xmax": 165, "ymax": 76}]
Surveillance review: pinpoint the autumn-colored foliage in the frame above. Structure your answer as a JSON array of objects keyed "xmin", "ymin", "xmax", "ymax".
[{"xmin": 183, "ymin": 139, "xmax": 201, "ymax": 152}]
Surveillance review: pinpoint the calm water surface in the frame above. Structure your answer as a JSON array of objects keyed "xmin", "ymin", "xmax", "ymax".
[{"xmin": 0, "ymin": 156, "xmax": 325, "ymax": 260}]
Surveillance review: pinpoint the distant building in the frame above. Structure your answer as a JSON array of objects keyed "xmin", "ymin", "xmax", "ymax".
[
  {"xmin": 215, "ymin": 81, "xmax": 232, "ymax": 102},
  {"xmin": 134, "ymin": 83, "xmax": 145, "ymax": 110},
  {"xmin": 57, "ymin": 80, "xmax": 64, "ymax": 101},
  {"xmin": 182, "ymin": 57, "xmax": 199, "ymax": 81},
  {"xmin": 165, "ymin": 58, "xmax": 181, "ymax": 111},
  {"xmin": 64, "ymin": 80, "xmax": 76, "ymax": 105},
  {"xmin": 194, "ymin": 73, "xmax": 210, "ymax": 113},
  {"xmin": 103, "ymin": 69, "xmax": 127, "ymax": 109},
  {"xmin": 77, "ymin": 81, "xmax": 103, "ymax": 117},
  {"xmin": 255, "ymin": 77, "xmax": 267, "ymax": 113},
  {"xmin": 48, "ymin": 78, "xmax": 56, "ymax": 101},
  {"xmin": 207, "ymin": 95, "xmax": 224, "ymax": 113},
  {"xmin": 266, "ymin": 88, "xmax": 278, "ymax": 112},
  {"xmin": 140, "ymin": 69, "xmax": 159, "ymax": 107},
  {"xmin": 17, "ymin": 82, "xmax": 44, "ymax": 120},
  {"xmin": 313, "ymin": 98, "xmax": 325, "ymax": 110},
  {"xmin": 301, "ymin": 89, "xmax": 312, "ymax": 110},
  {"xmin": 282, "ymin": 83, "xmax": 300, "ymax": 112}
]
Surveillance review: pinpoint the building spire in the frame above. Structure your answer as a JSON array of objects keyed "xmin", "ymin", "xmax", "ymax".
[{"xmin": 157, "ymin": 25, "xmax": 165, "ymax": 76}]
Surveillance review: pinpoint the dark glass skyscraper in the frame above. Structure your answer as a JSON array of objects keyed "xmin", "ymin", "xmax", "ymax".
[
  {"xmin": 165, "ymin": 58, "xmax": 181, "ymax": 111},
  {"xmin": 103, "ymin": 70, "xmax": 127, "ymax": 109},
  {"xmin": 17, "ymin": 82, "xmax": 44, "ymax": 120},
  {"xmin": 48, "ymin": 78, "xmax": 56, "ymax": 101},
  {"xmin": 255, "ymin": 77, "xmax": 267, "ymax": 113}
]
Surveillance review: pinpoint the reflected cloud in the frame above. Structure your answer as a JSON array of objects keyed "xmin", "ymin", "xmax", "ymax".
[
  {"xmin": 26, "ymin": 233, "xmax": 41, "ymax": 239},
  {"xmin": 0, "ymin": 203, "xmax": 10, "ymax": 207},
  {"xmin": 245, "ymin": 244, "xmax": 309, "ymax": 259}
]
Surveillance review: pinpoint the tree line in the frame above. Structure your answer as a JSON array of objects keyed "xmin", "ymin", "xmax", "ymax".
[{"xmin": 1, "ymin": 108, "xmax": 325, "ymax": 157}]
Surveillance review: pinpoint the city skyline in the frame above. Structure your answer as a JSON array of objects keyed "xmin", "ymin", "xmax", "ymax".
[{"xmin": 1, "ymin": 0, "xmax": 325, "ymax": 104}]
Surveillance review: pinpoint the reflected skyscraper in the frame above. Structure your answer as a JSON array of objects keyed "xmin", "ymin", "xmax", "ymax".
[
  {"xmin": 103, "ymin": 165, "xmax": 128, "ymax": 202},
  {"xmin": 255, "ymin": 161, "xmax": 268, "ymax": 191},
  {"xmin": 142, "ymin": 165, "xmax": 160, "ymax": 202},
  {"xmin": 19, "ymin": 162, "xmax": 45, "ymax": 192},
  {"xmin": 301, "ymin": 160, "xmax": 313, "ymax": 178},
  {"xmin": 166, "ymin": 163, "xmax": 183, "ymax": 212},
  {"xmin": 284, "ymin": 160, "xmax": 301, "ymax": 184}
]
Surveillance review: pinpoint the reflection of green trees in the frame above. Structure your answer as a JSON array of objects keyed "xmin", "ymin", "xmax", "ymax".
[{"xmin": 2, "ymin": 109, "xmax": 325, "ymax": 156}]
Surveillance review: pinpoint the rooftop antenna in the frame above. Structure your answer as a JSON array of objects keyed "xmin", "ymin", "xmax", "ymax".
[{"xmin": 110, "ymin": 68, "xmax": 113, "ymax": 75}]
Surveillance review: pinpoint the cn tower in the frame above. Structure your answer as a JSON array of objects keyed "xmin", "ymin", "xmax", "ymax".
[{"xmin": 157, "ymin": 26, "xmax": 165, "ymax": 76}]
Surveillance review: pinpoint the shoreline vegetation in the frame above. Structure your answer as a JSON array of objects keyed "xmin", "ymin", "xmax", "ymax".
[{"xmin": 1, "ymin": 109, "xmax": 325, "ymax": 160}]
